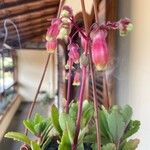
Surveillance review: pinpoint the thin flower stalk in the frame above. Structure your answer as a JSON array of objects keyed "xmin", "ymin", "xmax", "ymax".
[
  {"xmin": 66, "ymin": 58, "xmax": 73, "ymax": 113},
  {"xmin": 81, "ymin": 0, "xmax": 101, "ymax": 150},
  {"xmin": 72, "ymin": 66, "xmax": 87, "ymax": 150}
]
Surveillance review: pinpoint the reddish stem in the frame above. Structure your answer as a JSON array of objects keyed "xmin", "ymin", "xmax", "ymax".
[
  {"xmin": 66, "ymin": 58, "xmax": 73, "ymax": 113},
  {"xmin": 72, "ymin": 66, "xmax": 87, "ymax": 150}
]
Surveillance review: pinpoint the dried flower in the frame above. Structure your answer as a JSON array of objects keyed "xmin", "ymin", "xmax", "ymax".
[
  {"xmin": 68, "ymin": 43, "xmax": 80, "ymax": 63},
  {"xmin": 91, "ymin": 30, "xmax": 109, "ymax": 71},
  {"xmin": 73, "ymin": 72, "xmax": 80, "ymax": 86},
  {"xmin": 46, "ymin": 18, "xmax": 62, "ymax": 41},
  {"xmin": 46, "ymin": 40, "xmax": 57, "ymax": 53}
]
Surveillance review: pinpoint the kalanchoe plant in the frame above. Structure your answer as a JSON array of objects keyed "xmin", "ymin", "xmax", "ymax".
[{"xmin": 5, "ymin": 5, "xmax": 140, "ymax": 150}]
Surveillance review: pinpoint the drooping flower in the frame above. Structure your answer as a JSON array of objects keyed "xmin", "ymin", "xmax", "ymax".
[
  {"xmin": 73, "ymin": 72, "xmax": 80, "ymax": 86},
  {"xmin": 46, "ymin": 18, "xmax": 62, "ymax": 41},
  {"xmin": 60, "ymin": 5, "xmax": 73, "ymax": 18},
  {"xmin": 46, "ymin": 40, "xmax": 57, "ymax": 53},
  {"xmin": 68, "ymin": 43, "xmax": 80, "ymax": 63},
  {"xmin": 57, "ymin": 24, "xmax": 71, "ymax": 40},
  {"xmin": 118, "ymin": 18, "xmax": 133, "ymax": 36},
  {"xmin": 91, "ymin": 30, "xmax": 109, "ymax": 71}
]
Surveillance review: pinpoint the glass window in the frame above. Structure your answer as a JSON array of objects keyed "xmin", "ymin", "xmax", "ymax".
[{"xmin": 0, "ymin": 49, "xmax": 17, "ymax": 113}]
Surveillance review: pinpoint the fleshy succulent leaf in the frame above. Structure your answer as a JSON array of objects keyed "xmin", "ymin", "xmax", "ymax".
[
  {"xmin": 51, "ymin": 104, "xmax": 62, "ymax": 135},
  {"xmin": 121, "ymin": 105, "xmax": 133, "ymax": 125},
  {"xmin": 58, "ymin": 130, "xmax": 71, "ymax": 150},
  {"xmin": 102, "ymin": 143, "xmax": 116, "ymax": 150},
  {"xmin": 122, "ymin": 139, "xmax": 140, "ymax": 150},
  {"xmin": 123, "ymin": 120, "xmax": 140, "ymax": 140},
  {"xmin": 107, "ymin": 107, "xmax": 126, "ymax": 142},
  {"xmin": 31, "ymin": 141, "xmax": 42, "ymax": 150},
  {"xmin": 23, "ymin": 120, "xmax": 36, "ymax": 135},
  {"xmin": 4, "ymin": 132, "xmax": 30, "ymax": 145}
]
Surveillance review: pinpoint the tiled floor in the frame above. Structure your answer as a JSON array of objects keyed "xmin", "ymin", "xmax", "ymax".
[{"xmin": 0, "ymin": 102, "xmax": 49, "ymax": 150}]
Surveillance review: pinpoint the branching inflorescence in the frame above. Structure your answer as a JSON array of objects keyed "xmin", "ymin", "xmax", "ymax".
[{"xmin": 45, "ymin": 5, "xmax": 133, "ymax": 150}]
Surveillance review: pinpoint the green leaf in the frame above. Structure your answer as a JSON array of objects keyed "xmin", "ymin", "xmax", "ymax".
[
  {"xmin": 122, "ymin": 139, "xmax": 140, "ymax": 150},
  {"xmin": 4, "ymin": 132, "xmax": 30, "ymax": 145},
  {"xmin": 31, "ymin": 141, "xmax": 42, "ymax": 150},
  {"xmin": 58, "ymin": 130, "xmax": 71, "ymax": 150},
  {"xmin": 81, "ymin": 100, "xmax": 94, "ymax": 128},
  {"xmin": 69, "ymin": 102, "xmax": 78, "ymax": 121},
  {"xmin": 78, "ymin": 126, "xmax": 88, "ymax": 145},
  {"xmin": 121, "ymin": 105, "xmax": 132, "ymax": 125},
  {"xmin": 83, "ymin": 125, "xmax": 96, "ymax": 144},
  {"xmin": 41, "ymin": 137, "xmax": 52, "ymax": 150},
  {"xmin": 34, "ymin": 113, "xmax": 44, "ymax": 125},
  {"xmin": 34, "ymin": 121, "xmax": 47, "ymax": 135},
  {"xmin": 102, "ymin": 143, "xmax": 116, "ymax": 150},
  {"xmin": 100, "ymin": 108, "xmax": 112, "ymax": 142},
  {"xmin": 77, "ymin": 143, "xmax": 84, "ymax": 150},
  {"xmin": 23, "ymin": 120, "xmax": 36, "ymax": 135},
  {"xmin": 107, "ymin": 108, "xmax": 126, "ymax": 142},
  {"xmin": 59, "ymin": 112, "xmax": 67, "ymax": 131},
  {"xmin": 51, "ymin": 105, "xmax": 62, "ymax": 135},
  {"xmin": 91, "ymin": 143, "xmax": 97, "ymax": 150},
  {"xmin": 123, "ymin": 120, "xmax": 140, "ymax": 140},
  {"xmin": 66, "ymin": 117, "xmax": 76, "ymax": 144}
]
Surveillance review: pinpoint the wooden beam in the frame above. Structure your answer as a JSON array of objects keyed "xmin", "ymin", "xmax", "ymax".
[
  {"xmin": 0, "ymin": 0, "xmax": 59, "ymax": 9},
  {"xmin": 9, "ymin": 23, "xmax": 49, "ymax": 36},
  {"xmin": 8, "ymin": 28, "xmax": 46, "ymax": 39},
  {"xmin": 0, "ymin": 0, "xmax": 59, "ymax": 19},
  {"xmin": 0, "ymin": 7, "xmax": 57, "ymax": 25}
]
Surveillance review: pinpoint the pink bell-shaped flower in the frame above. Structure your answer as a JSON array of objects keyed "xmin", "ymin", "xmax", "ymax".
[
  {"xmin": 68, "ymin": 43, "xmax": 80, "ymax": 63},
  {"xmin": 73, "ymin": 72, "xmax": 80, "ymax": 86},
  {"xmin": 91, "ymin": 30, "xmax": 109, "ymax": 71},
  {"xmin": 46, "ymin": 40, "xmax": 57, "ymax": 53},
  {"xmin": 46, "ymin": 18, "xmax": 62, "ymax": 41}
]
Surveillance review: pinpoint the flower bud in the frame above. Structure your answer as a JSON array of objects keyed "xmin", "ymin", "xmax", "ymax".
[
  {"xmin": 60, "ymin": 5, "xmax": 73, "ymax": 18},
  {"xmin": 57, "ymin": 25, "xmax": 71, "ymax": 40},
  {"xmin": 46, "ymin": 40, "xmax": 57, "ymax": 53},
  {"xmin": 68, "ymin": 43, "xmax": 80, "ymax": 63},
  {"xmin": 46, "ymin": 18, "xmax": 62, "ymax": 41},
  {"xmin": 119, "ymin": 18, "xmax": 133, "ymax": 36},
  {"xmin": 80, "ymin": 53, "xmax": 89, "ymax": 67},
  {"xmin": 73, "ymin": 72, "xmax": 80, "ymax": 86},
  {"xmin": 91, "ymin": 30, "xmax": 109, "ymax": 71}
]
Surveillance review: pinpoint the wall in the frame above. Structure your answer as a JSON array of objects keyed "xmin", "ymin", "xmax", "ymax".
[
  {"xmin": 0, "ymin": 95, "xmax": 21, "ymax": 141},
  {"xmin": 116, "ymin": 0, "xmax": 150, "ymax": 149},
  {"xmin": 17, "ymin": 50, "xmax": 55, "ymax": 101}
]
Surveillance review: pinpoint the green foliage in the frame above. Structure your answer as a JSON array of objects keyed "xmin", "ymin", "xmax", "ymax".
[
  {"xmin": 122, "ymin": 139, "xmax": 140, "ymax": 150},
  {"xmin": 31, "ymin": 141, "xmax": 42, "ymax": 150},
  {"xmin": 51, "ymin": 105, "xmax": 62, "ymax": 136},
  {"xmin": 5, "ymin": 101, "xmax": 140, "ymax": 150},
  {"xmin": 95, "ymin": 105, "xmax": 141, "ymax": 150},
  {"xmin": 23, "ymin": 113, "xmax": 51, "ymax": 137},
  {"xmin": 58, "ymin": 130, "xmax": 71, "ymax": 150},
  {"xmin": 102, "ymin": 143, "xmax": 116, "ymax": 150},
  {"xmin": 4, "ymin": 132, "xmax": 30, "ymax": 145},
  {"xmin": 123, "ymin": 120, "xmax": 140, "ymax": 140}
]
